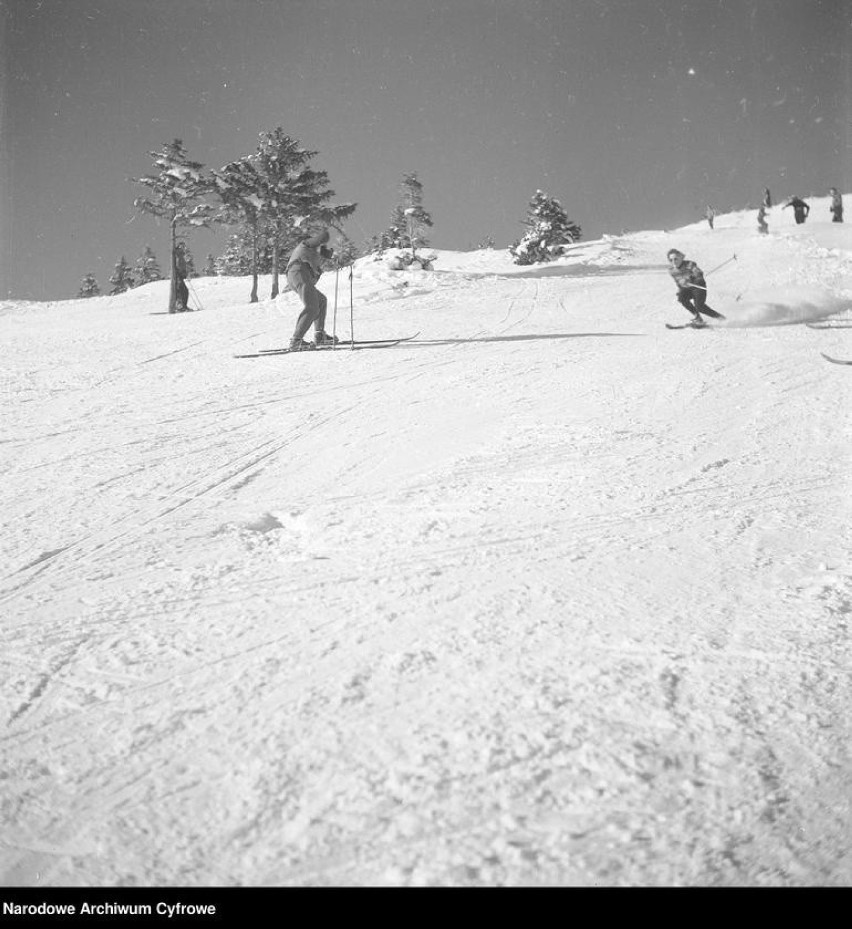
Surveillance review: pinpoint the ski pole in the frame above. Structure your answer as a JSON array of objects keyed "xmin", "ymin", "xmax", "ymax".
[
  {"xmin": 349, "ymin": 264, "xmax": 354, "ymax": 349},
  {"xmin": 705, "ymin": 253, "xmax": 737, "ymax": 277},
  {"xmin": 187, "ymin": 278, "xmax": 205, "ymax": 312},
  {"xmin": 682, "ymin": 254, "xmax": 737, "ymax": 291}
]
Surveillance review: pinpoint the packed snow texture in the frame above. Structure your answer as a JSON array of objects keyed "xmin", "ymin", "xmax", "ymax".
[{"xmin": 1, "ymin": 199, "xmax": 851, "ymax": 886}]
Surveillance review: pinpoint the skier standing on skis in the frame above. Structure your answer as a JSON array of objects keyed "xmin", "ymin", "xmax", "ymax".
[
  {"xmin": 173, "ymin": 242, "xmax": 190, "ymax": 313},
  {"xmin": 285, "ymin": 229, "xmax": 338, "ymax": 351},
  {"xmin": 666, "ymin": 249, "xmax": 723, "ymax": 327},
  {"xmin": 783, "ymin": 196, "xmax": 810, "ymax": 224},
  {"xmin": 829, "ymin": 188, "xmax": 843, "ymax": 223},
  {"xmin": 757, "ymin": 204, "xmax": 769, "ymax": 235}
]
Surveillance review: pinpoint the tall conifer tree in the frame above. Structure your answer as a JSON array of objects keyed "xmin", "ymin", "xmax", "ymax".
[
  {"xmin": 252, "ymin": 129, "xmax": 356, "ymax": 298},
  {"xmin": 132, "ymin": 139, "xmax": 214, "ymax": 311}
]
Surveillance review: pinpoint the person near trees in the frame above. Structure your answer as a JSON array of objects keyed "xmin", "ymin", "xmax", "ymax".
[
  {"xmin": 757, "ymin": 204, "xmax": 769, "ymax": 235},
  {"xmin": 174, "ymin": 242, "xmax": 190, "ymax": 312},
  {"xmin": 666, "ymin": 249, "xmax": 725, "ymax": 327},
  {"xmin": 783, "ymin": 196, "xmax": 810, "ymax": 225},
  {"xmin": 763, "ymin": 188, "xmax": 772, "ymax": 208},
  {"xmin": 829, "ymin": 188, "xmax": 843, "ymax": 223},
  {"xmin": 705, "ymin": 206, "xmax": 716, "ymax": 229},
  {"xmin": 285, "ymin": 229, "xmax": 338, "ymax": 351}
]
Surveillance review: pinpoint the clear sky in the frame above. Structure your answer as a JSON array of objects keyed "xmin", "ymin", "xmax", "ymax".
[{"xmin": 1, "ymin": 0, "xmax": 849, "ymax": 301}]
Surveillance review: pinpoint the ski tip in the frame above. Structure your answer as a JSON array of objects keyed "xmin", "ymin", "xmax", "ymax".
[{"xmin": 821, "ymin": 352, "xmax": 852, "ymax": 365}]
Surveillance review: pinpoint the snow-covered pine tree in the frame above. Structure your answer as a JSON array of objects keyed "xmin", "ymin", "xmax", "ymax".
[
  {"xmin": 333, "ymin": 232, "xmax": 359, "ymax": 267},
  {"xmin": 134, "ymin": 246, "xmax": 163, "ymax": 285},
  {"xmin": 217, "ymin": 233, "xmax": 254, "ymax": 277},
  {"xmin": 509, "ymin": 190, "xmax": 581, "ymax": 265},
  {"xmin": 385, "ymin": 172, "xmax": 433, "ymax": 260},
  {"xmin": 362, "ymin": 231, "xmax": 397, "ymax": 259},
  {"xmin": 211, "ymin": 155, "xmax": 268, "ymax": 302},
  {"xmin": 132, "ymin": 139, "xmax": 214, "ymax": 312},
  {"xmin": 253, "ymin": 129, "xmax": 356, "ymax": 299},
  {"xmin": 109, "ymin": 256, "xmax": 136, "ymax": 294},
  {"xmin": 78, "ymin": 273, "xmax": 101, "ymax": 298}
]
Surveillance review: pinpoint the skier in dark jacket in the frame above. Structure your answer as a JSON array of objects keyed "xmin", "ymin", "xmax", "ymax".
[
  {"xmin": 829, "ymin": 188, "xmax": 843, "ymax": 223},
  {"xmin": 173, "ymin": 243, "xmax": 190, "ymax": 312},
  {"xmin": 285, "ymin": 229, "xmax": 338, "ymax": 351},
  {"xmin": 667, "ymin": 249, "xmax": 725, "ymax": 327},
  {"xmin": 783, "ymin": 196, "xmax": 810, "ymax": 224}
]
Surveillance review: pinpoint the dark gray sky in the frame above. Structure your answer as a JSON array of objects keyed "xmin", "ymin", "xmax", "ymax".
[{"xmin": 1, "ymin": 0, "xmax": 848, "ymax": 300}]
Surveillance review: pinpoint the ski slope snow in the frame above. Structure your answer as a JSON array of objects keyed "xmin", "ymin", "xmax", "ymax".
[{"xmin": 1, "ymin": 199, "xmax": 851, "ymax": 886}]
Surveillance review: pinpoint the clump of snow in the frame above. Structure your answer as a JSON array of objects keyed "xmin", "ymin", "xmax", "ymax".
[{"xmin": 724, "ymin": 286, "xmax": 849, "ymax": 327}]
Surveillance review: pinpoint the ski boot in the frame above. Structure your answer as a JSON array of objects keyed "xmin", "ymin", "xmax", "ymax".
[{"xmin": 314, "ymin": 331, "xmax": 339, "ymax": 346}]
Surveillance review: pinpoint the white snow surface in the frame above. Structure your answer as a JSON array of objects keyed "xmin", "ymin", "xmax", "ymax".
[{"xmin": 2, "ymin": 200, "xmax": 851, "ymax": 886}]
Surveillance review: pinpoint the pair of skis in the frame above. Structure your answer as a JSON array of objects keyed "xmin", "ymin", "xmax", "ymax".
[
  {"xmin": 665, "ymin": 309, "xmax": 726, "ymax": 330},
  {"xmin": 807, "ymin": 320, "xmax": 852, "ymax": 365},
  {"xmin": 666, "ymin": 320, "xmax": 852, "ymax": 364},
  {"xmin": 234, "ymin": 332, "xmax": 420, "ymax": 359}
]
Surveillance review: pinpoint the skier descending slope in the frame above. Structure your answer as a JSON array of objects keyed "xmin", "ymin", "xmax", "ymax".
[
  {"xmin": 285, "ymin": 228, "xmax": 339, "ymax": 352},
  {"xmin": 666, "ymin": 248, "xmax": 725, "ymax": 328}
]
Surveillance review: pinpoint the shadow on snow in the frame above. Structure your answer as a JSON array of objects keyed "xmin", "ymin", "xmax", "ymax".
[
  {"xmin": 412, "ymin": 332, "xmax": 645, "ymax": 346},
  {"xmin": 434, "ymin": 263, "xmax": 663, "ymax": 281}
]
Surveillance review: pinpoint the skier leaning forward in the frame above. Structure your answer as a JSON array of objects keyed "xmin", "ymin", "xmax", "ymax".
[
  {"xmin": 666, "ymin": 249, "xmax": 725, "ymax": 327},
  {"xmin": 286, "ymin": 229, "xmax": 339, "ymax": 351}
]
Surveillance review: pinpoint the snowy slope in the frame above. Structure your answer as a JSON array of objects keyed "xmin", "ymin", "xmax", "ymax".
[{"xmin": 1, "ymin": 199, "xmax": 851, "ymax": 886}]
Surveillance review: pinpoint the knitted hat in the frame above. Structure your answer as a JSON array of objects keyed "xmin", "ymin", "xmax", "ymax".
[{"xmin": 305, "ymin": 229, "xmax": 330, "ymax": 248}]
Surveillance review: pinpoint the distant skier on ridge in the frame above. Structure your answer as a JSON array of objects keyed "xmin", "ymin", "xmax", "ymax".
[
  {"xmin": 829, "ymin": 187, "xmax": 843, "ymax": 223},
  {"xmin": 666, "ymin": 249, "xmax": 725, "ymax": 328},
  {"xmin": 783, "ymin": 196, "xmax": 810, "ymax": 225},
  {"xmin": 285, "ymin": 229, "xmax": 338, "ymax": 352}
]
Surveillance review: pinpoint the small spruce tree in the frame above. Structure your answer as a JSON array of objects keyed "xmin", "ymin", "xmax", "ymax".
[
  {"xmin": 509, "ymin": 190, "xmax": 581, "ymax": 265},
  {"xmin": 362, "ymin": 231, "xmax": 397, "ymax": 258},
  {"xmin": 134, "ymin": 246, "xmax": 163, "ymax": 285},
  {"xmin": 385, "ymin": 172, "xmax": 433, "ymax": 258},
  {"xmin": 218, "ymin": 233, "xmax": 254, "ymax": 276},
  {"xmin": 78, "ymin": 273, "xmax": 101, "ymax": 298},
  {"xmin": 109, "ymin": 256, "xmax": 136, "ymax": 294},
  {"xmin": 333, "ymin": 232, "xmax": 359, "ymax": 267}
]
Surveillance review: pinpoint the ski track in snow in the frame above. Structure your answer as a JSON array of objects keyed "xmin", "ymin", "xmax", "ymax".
[{"xmin": 1, "ymin": 204, "xmax": 851, "ymax": 886}]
